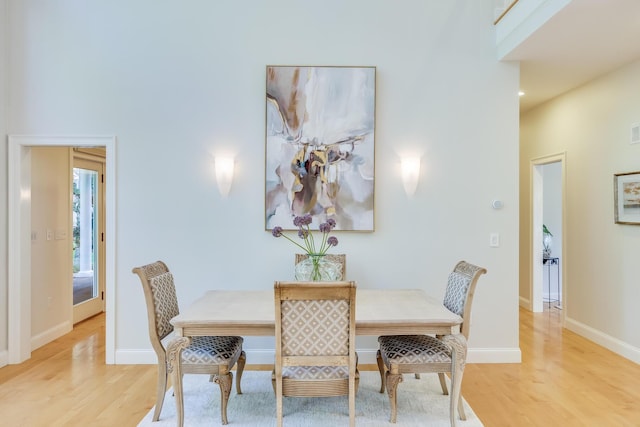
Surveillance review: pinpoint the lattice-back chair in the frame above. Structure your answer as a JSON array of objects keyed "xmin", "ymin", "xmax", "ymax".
[
  {"xmin": 132, "ymin": 261, "xmax": 246, "ymax": 426},
  {"xmin": 376, "ymin": 261, "xmax": 487, "ymax": 426},
  {"xmin": 273, "ymin": 281, "xmax": 358, "ymax": 427},
  {"xmin": 295, "ymin": 253, "xmax": 346, "ymax": 279}
]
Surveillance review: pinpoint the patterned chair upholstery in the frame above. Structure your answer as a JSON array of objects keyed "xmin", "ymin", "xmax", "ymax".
[
  {"xmin": 273, "ymin": 281, "xmax": 358, "ymax": 427},
  {"xmin": 376, "ymin": 261, "xmax": 487, "ymax": 426},
  {"xmin": 132, "ymin": 261, "xmax": 246, "ymax": 426}
]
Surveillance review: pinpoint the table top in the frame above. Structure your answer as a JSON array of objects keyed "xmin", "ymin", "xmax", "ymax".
[{"xmin": 171, "ymin": 289, "xmax": 462, "ymax": 337}]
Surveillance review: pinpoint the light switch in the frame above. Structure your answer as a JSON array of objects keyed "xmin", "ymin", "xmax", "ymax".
[
  {"xmin": 46, "ymin": 229, "xmax": 53, "ymax": 241},
  {"xmin": 489, "ymin": 233, "xmax": 500, "ymax": 247}
]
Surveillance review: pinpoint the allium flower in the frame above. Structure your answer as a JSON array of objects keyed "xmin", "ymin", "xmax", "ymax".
[
  {"xmin": 271, "ymin": 215, "xmax": 339, "ymax": 256},
  {"xmin": 271, "ymin": 226, "xmax": 283, "ymax": 237}
]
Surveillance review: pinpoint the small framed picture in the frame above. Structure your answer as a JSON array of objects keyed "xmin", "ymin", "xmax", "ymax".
[{"xmin": 614, "ymin": 171, "xmax": 640, "ymax": 224}]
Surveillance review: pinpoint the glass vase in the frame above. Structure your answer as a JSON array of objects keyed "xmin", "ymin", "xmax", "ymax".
[{"xmin": 294, "ymin": 254, "xmax": 342, "ymax": 281}]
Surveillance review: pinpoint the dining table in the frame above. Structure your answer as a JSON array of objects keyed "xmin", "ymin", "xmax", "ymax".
[{"xmin": 167, "ymin": 288, "xmax": 467, "ymax": 426}]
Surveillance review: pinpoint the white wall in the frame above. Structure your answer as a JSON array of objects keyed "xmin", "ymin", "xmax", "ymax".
[
  {"xmin": 2, "ymin": 0, "xmax": 520, "ymax": 364},
  {"xmin": 521, "ymin": 58, "xmax": 640, "ymax": 363},
  {"xmin": 0, "ymin": 0, "xmax": 9, "ymax": 366}
]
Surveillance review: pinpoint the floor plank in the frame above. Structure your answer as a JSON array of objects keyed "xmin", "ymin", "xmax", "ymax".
[{"xmin": 1, "ymin": 307, "xmax": 639, "ymax": 426}]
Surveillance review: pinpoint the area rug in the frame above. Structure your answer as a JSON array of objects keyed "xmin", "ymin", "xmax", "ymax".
[{"xmin": 137, "ymin": 370, "xmax": 484, "ymax": 426}]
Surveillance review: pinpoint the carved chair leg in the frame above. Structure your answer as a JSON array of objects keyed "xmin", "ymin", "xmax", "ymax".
[
  {"xmin": 215, "ymin": 371, "xmax": 233, "ymax": 425},
  {"xmin": 152, "ymin": 363, "xmax": 168, "ymax": 421},
  {"xmin": 376, "ymin": 350, "xmax": 386, "ymax": 393},
  {"xmin": 385, "ymin": 371, "xmax": 403, "ymax": 423},
  {"xmin": 167, "ymin": 337, "xmax": 190, "ymax": 427},
  {"xmin": 235, "ymin": 351, "xmax": 246, "ymax": 395}
]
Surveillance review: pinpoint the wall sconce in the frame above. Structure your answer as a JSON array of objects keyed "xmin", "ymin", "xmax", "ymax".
[
  {"xmin": 401, "ymin": 157, "xmax": 421, "ymax": 196},
  {"xmin": 215, "ymin": 156, "xmax": 234, "ymax": 197}
]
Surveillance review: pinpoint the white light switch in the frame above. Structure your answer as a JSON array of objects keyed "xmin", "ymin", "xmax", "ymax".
[
  {"xmin": 489, "ymin": 233, "xmax": 500, "ymax": 247},
  {"xmin": 46, "ymin": 229, "xmax": 53, "ymax": 241}
]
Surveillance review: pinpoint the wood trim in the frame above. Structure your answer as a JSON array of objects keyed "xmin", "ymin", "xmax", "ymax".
[{"xmin": 494, "ymin": 0, "xmax": 519, "ymax": 25}]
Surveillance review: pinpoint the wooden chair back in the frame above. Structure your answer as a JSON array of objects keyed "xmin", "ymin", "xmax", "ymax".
[
  {"xmin": 274, "ymin": 280, "xmax": 357, "ymax": 427},
  {"xmin": 442, "ymin": 260, "xmax": 487, "ymax": 339}
]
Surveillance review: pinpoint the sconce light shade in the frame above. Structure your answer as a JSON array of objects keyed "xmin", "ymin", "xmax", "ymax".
[
  {"xmin": 401, "ymin": 157, "xmax": 420, "ymax": 196},
  {"xmin": 215, "ymin": 156, "xmax": 234, "ymax": 197}
]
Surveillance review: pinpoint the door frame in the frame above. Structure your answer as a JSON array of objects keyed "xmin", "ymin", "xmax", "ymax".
[
  {"xmin": 8, "ymin": 135, "xmax": 116, "ymax": 364},
  {"xmin": 530, "ymin": 152, "xmax": 566, "ymax": 317}
]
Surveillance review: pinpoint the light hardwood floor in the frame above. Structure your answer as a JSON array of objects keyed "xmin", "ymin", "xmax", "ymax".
[{"xmin": 1, "ymin": 307, "xmax": 639, "ymax": 426}]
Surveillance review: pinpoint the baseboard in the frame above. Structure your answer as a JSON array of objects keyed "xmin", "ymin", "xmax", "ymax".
[
  {"xmin": 565, "ymin": 317, "xmax": 640, "ymax": 364},
  {"xmin": 31, "ymin": 321, "xmax": 72, "ymax": 351},
  {"xmin": 467, "ymin": 347, "xmax": 521, "ymax": 363},
  {"xmin": 0, "ymin": 349, "xmax": 8, "ymax": 368},
  {"xmin": 115, "ymin": 347, "xmax": 522, "ymax": 365},
  {"xmin": 519, "ymin": 295, "xmax": 530, "ymax": 309}
]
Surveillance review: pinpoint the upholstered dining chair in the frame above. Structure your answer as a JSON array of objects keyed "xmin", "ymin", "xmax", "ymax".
[
  {"xmin": 273, "ymin": 280, "xmax": 358, "ymax": 427},
  {"xmin": 132, "ymin": 261, "xmax": 246, "ymax": 426},
  {"xmin": 376, "ymin": 260, "xmax": 487, "ymax": 426},
  {"xmin": 295, "ymin": 253, "xmax": 346, "ymax": 279}
]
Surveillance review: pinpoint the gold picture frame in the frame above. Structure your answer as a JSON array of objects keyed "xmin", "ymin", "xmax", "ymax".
[{"xmin": 265, "ymin": 65, "xmax": 376, "ymax": 231}]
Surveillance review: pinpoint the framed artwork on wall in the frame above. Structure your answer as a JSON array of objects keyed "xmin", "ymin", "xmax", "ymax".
[
  {"xmin": 265, "ymin": 65, "xmax": 376, "ymax": 231},
  {"xmin": 614, "ymin": 171, "xmax": 640, "ymax": 224}
]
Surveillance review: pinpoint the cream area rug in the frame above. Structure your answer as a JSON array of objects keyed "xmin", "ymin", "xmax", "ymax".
[{"xmin": 137, "ymin": 370, "xmax": 484, "ymax": 426}]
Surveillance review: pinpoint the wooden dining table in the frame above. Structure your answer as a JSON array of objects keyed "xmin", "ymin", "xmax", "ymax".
[{"xmin": 167, "ymin": 288, "xmax": 467, "ymax": 426}]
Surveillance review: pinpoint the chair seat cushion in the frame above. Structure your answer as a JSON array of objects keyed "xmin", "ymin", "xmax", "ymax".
[
  {"xmin": 282, "ymin": 365, "xmax": 349, "ymax": 380},
  {"xmin": 378, "ymin": 335, "xmax": 451, "ymax": 365},
  {"xmin": 181, "ymin": 336, "xmax": 244, "ymax": 365}
]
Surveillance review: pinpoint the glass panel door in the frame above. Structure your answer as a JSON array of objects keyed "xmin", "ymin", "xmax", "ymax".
[{"xmin": 73, "ymin": 157, "xmax": 105, "ymax": 323}]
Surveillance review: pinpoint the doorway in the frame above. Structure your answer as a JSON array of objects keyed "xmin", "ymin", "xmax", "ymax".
[
  {"xmin": 72, "ymin": 151, "xmax": 106, "ymax": 323},
  {"xmin": 531, "ymin": 153, "xmax": 565, "ymax": 316},
  {"xmin": 7, "ymin": 135, "xmax": 116, "ymax": 364}
]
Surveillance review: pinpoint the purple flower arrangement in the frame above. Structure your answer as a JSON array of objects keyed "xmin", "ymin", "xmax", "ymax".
[{"xmin": 271, "ymin": 214, "xmax": 338, "ymax": 256}]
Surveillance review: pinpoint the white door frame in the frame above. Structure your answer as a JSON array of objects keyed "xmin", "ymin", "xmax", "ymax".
[
  {"xmin": 8, "ymin": 135, "xmax": 117, "ymax": 364},
  {"xmin": 530, "ymin": 152, "xmax": 566, "ymax": 317}
]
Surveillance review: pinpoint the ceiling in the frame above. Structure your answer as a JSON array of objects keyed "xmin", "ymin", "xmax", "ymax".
[{"xmin": 501, "ymin": 0, "xmax": 640, "ymax": 113}]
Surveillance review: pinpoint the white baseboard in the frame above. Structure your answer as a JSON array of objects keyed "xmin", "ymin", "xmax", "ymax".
[
  {"xmin": 31, "ymin": 321, "xmax": 72, "ymax": 351},
  {"xmin": 467, "ymin": 347, "xmax": 521, "ymax": 363},
  {"xmin": 565, "ymin": 317, "xmax": 640, "ymax": 364},
  {"xmin": 114, "ymin": 347, "xmax": 522, "ymax": 365},
  {"xmin": 0, "ymin": 349, "xmax": 8, "ymax": 368}
]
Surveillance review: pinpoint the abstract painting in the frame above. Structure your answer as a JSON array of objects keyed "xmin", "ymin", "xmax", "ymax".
[{"xmin": 265, "ymin": 66, "xmax": 375, "ymax": 231}]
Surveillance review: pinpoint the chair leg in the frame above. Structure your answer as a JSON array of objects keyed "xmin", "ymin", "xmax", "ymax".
[
  {"xmin": 214, "ymin": 371, "xmax": 233, "ymax": 425},
  {"xmin": 236, "ymin": 351, "xmax": 246, "ymax": 395},
  {"xmin": 275, "ymin": 374, "xmax": 283, "ymax": 427},
  {"xmin": 385, "ymin": 371, "xmax": 403, "ymax": 423},
  {"xmin": 376, "ymin": 350, "xmax": 386, "ymax": 393},
  {"xmin": 152, "ymin": 363, "xmax": 168, "ymax": 421},
  {"xmin": 438, "ymin": 372, "xmax": 449, "ymax": 395},
  {"xmin": 458, "ymin": 395, "xmax": 467, "ymax": 421}
]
